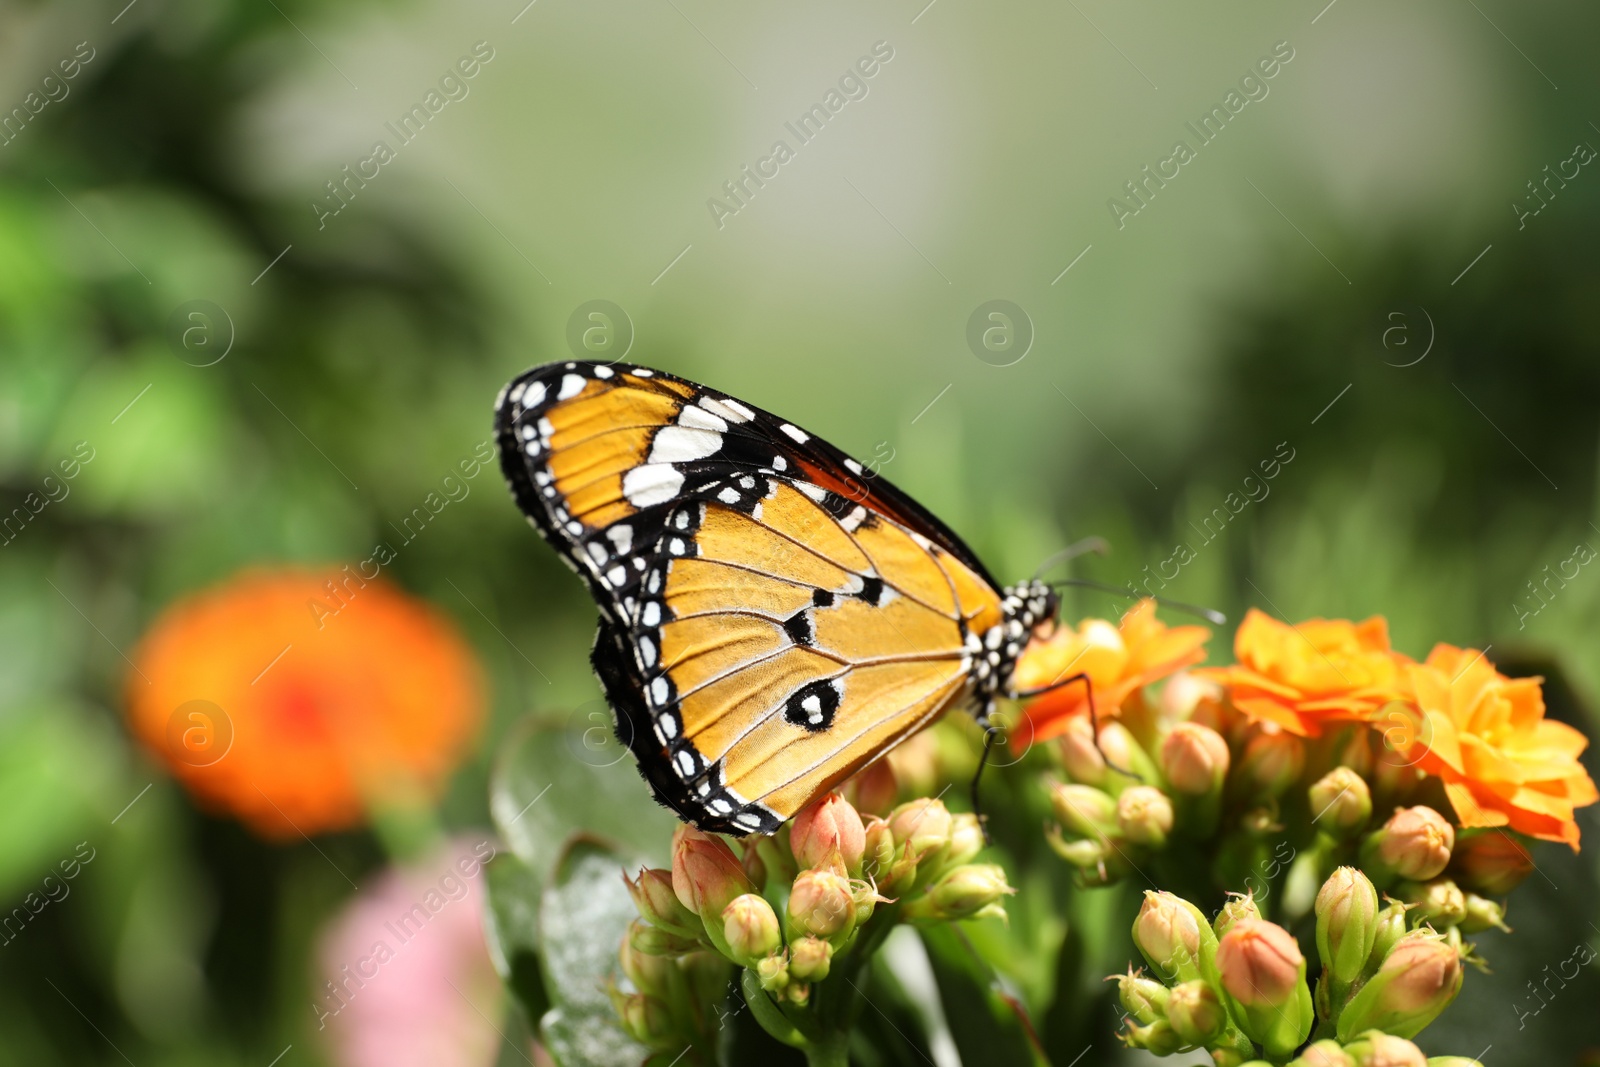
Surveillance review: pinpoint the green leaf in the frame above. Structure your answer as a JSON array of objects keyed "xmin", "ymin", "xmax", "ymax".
[
  {"xmin": 490, "ymin": 719, "xmax": 678, "ymax": 880},
  {"xmin": 538, "ymin": 835, "xmax": 652, "ymax": 1067},
  {"xmin": 918, "ymin": 925, "xmax": 1049, "ymax": 1067},
  {"xmin": 482, "ymin": 851, "xmax": 551, "ymax": 1024}
]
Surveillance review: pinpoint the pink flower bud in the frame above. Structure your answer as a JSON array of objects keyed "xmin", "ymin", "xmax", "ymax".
[
  {"xmin": 1132, "ymin": 891, "xmax": 1208, "ymax": 983},
  {"xmin": 1297, "ymin": 1039, "xmax": 1356, "ymax": 1067},
  {"xmin": 626, "ymin": 866, "xmax": 702, "ymax": 937},
  {"xmin": 1236, "ymin": 726, "xmax": 1305, "ymax": 799},
  {"xmin": 1363, "ymin": 806, "xmax": 1454, "ymax": 884},
  {"xmin": 671, "ymin": 826, "xmax": 757, "ymax": 921},
  {"xmin": 847, "ymin": 759, "xmax": 899, "ymax": 815},
  {"xmin": 1308, "ymin": 767, "xmax": 1372, "ymax": 836},
  {"xmin": 1336, "ymin": 933, "xmax": 1463, "ymax": 1041},
  {"xmin": 1116, "ymin": 786, "xmax": 1174, "ymax": 846},
  {"xmin": 1059, "ymin": 715, "xmax": 1108, "ymax": 786},
  {"xmin": 1050, "ymin": 782, "xmax": 1119, "ymax": 840},
  {"xmin": 1161, "ymin": 722, "xmax": 1230, "ymax": 795},
  {"xmin": 887, "ymin": 797, "xmax": 953, "ymax": 858},
  {"xmin": 1217, "ymin": 919, "xmax": 1304, "ymax": 1008},
  {"xmin": 721, "ymin": 893, "xmax": 781, "ymax": 964},
  {"xmin": 1216, "ymin": 919, "xmax": 1313, "ymax": 1058},
  {"xmin": 1448, "ymin": 830, "xmax": 1533, "ymax": 896},
  {"xmin": 791, "ymin": 792, "xmax": 866, "ymax": 876},
  {"xmin": 1342, "ymin": 1032, "xmax": 1427, "ymax": 1067},
  {"xmin": 787, "ymin": 868, "xmax": 856, "ymax": 939}
]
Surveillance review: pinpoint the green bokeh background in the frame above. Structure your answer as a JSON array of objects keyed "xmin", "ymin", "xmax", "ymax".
[{"xmin": 1, "ymin": 0, "xmax": 1597, "ymax": 1062}]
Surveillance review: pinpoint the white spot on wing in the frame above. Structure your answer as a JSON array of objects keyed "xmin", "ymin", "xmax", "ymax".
[
  {"xmin": 717, "ymin": 487, "xmax": 740, "ymax": 504},
  {"xmin": 780, "ymin": 423, "xmax": 809, "ymax": 443},
  {"xmin": 678, "ymin": 405, "xmax": 728, "ymax": 433},
  {"xmin": 844, "ymin": 458, "xmax": 863, "ymax": 475},
  {"xmin": 622, "ymin": 464, "xmax": 685, "ymax": 507},
  {"xmin": 585, "ymin": 542, "xmax": 608, "ymax": 566},
  {"xmin": 524, "ymin": 381, "xmax": 547, "ymax": 407},
  {"xmin": 659, "ymin": 713, "xmax": 677, "ymax": 739},
  {"xmin": 675, "ymin": 750, "xmax": 695, "ymax": 776},
  {"xmin": 639, "ymin": 635, "xmax": 656, "ymax": 666},
  {"xmin": 594, "ymin": 365, "xmax": 614, "ymax": 379},
  {"xmin": 796, "ymin": 483, "xmax": 827, "ymax": 503},
  {"xmin": 650, "ymin": 425, "xmax": 723, "ymax": 464},
  {"xmin": 841, "ymin": 505, "xmax": 868, "ymax": 532},
  {"xmin": 558, "ymin": 373, "xmax": 586, "ymax": 400},
  {"xmin": 606, "ymin": 524, "xmax": 634, "ymax": 554},
  {"xmin": 650, "ymin": 676, "xmax": 669, "ymax": 705},
  {"xmin": 698, "ymin": 397, "xmax": 748, "ymax": 424}
]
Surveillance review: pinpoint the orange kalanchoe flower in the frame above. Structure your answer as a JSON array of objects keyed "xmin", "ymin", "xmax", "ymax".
[
  {"xmin": 1199, "ymin": 609, "xmax": 1407, "ymax": 737},
  {"xmin": 1404, "ymin": 645, "xmax": 1596, "ymax": 850},
  {"xmin": 126, "ymin": 569, "xmax": 484, "ymax": 839},
  {"xmin": 1012, "ymin": 599, "xmax": 1209, "ymax": 748}
]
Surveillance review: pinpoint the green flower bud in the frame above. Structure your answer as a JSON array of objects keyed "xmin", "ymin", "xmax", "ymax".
[
  {"xmin": 1050, "ymin": 782, "xmax": 1119, "ymax": 841},
  {"xmin": 1366, "ymin": 897, "xmax": 1412, "ymax": 973},
  {"xmin": 1116, "ymin": 786, "xmax": 1174, "ymax": 847},
  {"xmin": 1114, "ymin": 968, "xmax": 1169, "ymax": 1025},
  {"xmin": 785, "ymin": 982, "xmax": 811, "ymax": 1007},
  {"xmin": 1458, "ymin": 892, "xmax": 1509, "ymax": 934},
  {"xmin": 620, "ymin": 923, "xmax": 680, "ymax": 996},
  {"xmin": 755, "ymin": 952, "xmax": 789, "ymax": 992},
  {"xmin": 1165, "ymin": 978, "xmax": 1225, "ymax": 1046},
  {"xmin": 903, "ymin": 863, "xmax": 1014, "ymax": 924},
  {"xmin": 1337, "ymin": 934, "xmax": 1464, "ymax": 1041},
  {"xmin": 612, "ymin": 991, "xmax": 675, "ymax": 1050},
  {"xmin": 942, "ymin": 812, "xmax": 985, "ymax": 871},
  {"xmin": 677, "ymin": 949, "xmax": 731, "ymax": 1010},
  {"xmin": 1422, "ymin": 1059, "xmax": 1484, "ymax": 1067},
  {"xmin": 627, "ymin": 915, "xmax": 702, "ymax": 957},
  {"xmin": 626, "ymin": 866, "xmax": 702, "ymax": 937},
  {"xmin": 1098, "ymin": 721, "xmax": 1164, "ymax": 788},
  {"xmin": 1122, "ymin": 1018, "xmax": 1185, "ymax": 1055},
  {"xmin": 1216, "ymin": 919, "xmax": 1314, "ymax": 1060},
  {"xmin": 1397, "ymin": 878, "xmax": 1466, "ymax": 928},
  {"xmin": 788, "ymin": 935, "xmax": 833, "ymax": 982},
  {"xmin": 1214, "ymin": 891, "xmax": 1263, "ymax": 940},
  {"xmin": 862, "ymin": 818, "xmax": 898, "ymax": 886},
  {"xmin": 1316, "ymin": 867, "xmax": 1379, "ymax": 988},
  {"xmin": 1361, "ymin": 806, "xmax": 1454, "ymax": 887},
  {"xmin": 1308, "ymin": 768, "xmax": 1373, "ymax": 837},
  {"xmin": 721, "ymin": 893, "xmax": 781, "ymax": 964}
]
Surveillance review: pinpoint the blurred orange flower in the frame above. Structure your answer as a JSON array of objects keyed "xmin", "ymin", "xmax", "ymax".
[
  {"xmin": 126, "ymin": 569, "xmax": 484, "ymax": 839},
  {"xmin": 1404, "ymin": 645, "xmax": 1597, "ymax": 850},
  {"xmin": 1012, "ymin": 599, "xmax": 1209, "ymax": 749},
  {"xmin": 1199, "ymin": 609, "xmax": 1406, "ymax": 737}
]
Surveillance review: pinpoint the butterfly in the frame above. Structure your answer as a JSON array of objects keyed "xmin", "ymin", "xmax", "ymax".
[{"xmin": 494, "ymin": 360, "xmax": 1059, "ymax": 836}]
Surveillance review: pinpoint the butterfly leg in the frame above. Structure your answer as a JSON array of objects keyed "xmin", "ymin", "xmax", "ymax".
[
  {"xmin": 970, "ymin": 713, "xmax": 1004, "ymax": 842},
  {"xmin": 1007, "ymin": 671, "xmax": 1139, "ymax": 779}
]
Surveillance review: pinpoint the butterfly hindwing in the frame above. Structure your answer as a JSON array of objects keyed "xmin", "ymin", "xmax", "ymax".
[{"xmin": 496, "ymin": 360, "xmax": 1028, "ymax": 835}]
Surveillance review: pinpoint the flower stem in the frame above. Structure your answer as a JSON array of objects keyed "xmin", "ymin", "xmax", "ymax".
[{"xmin": 801, "ymin": 1031, "xmax": 850, "ymax": 1067}]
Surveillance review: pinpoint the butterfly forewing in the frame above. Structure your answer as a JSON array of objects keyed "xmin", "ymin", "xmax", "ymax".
[{"xmin": 495, "ymin": 360, "xmax": 1010, "ymax": 835}]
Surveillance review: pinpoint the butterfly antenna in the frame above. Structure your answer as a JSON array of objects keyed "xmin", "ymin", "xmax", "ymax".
[
  {"xmin": 1048, "ymin": 577, "xmax": 1227, "ymax": 626},
  {"xmin": 1031, "ymin": 537, "xmax": 1111, "ymax": 581}
]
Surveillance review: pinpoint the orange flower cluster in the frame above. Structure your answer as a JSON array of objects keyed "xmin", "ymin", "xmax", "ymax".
[
  {"xmin": 126, "ymin": 569, "xmax": 484, "ymax": 839},
  {"xmin": 1015, "ymin": 604, "xmax": 1597, "ymax": 849}
]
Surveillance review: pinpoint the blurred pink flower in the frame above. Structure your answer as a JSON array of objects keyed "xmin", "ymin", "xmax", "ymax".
[{"xmin": 315, "ymin": 837, "xmax": 505, "ymax": 1067}]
